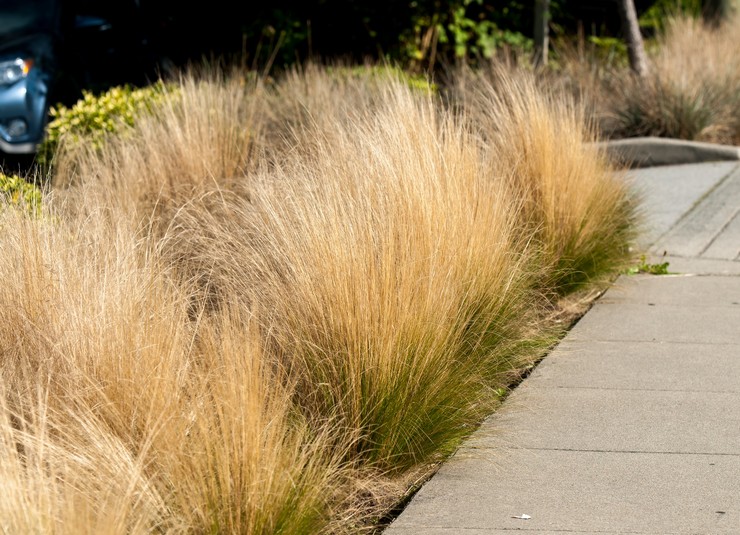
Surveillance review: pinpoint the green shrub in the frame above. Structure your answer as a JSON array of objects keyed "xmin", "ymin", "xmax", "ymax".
[
  {"xmin": 399, "ymin": 0, "xmax": 532, "ymax": 71},
  {"xmin": 328, "ymin": 64, "xmax": 436, "ymax": 93},
  {"xmin": 0, "ymin": 172, "xmax": 42, "ymax": 215},
  {"xmin": 639, "ymin": 0, "xmax": 702, "ymax": 33},
  {"xmin": 38, "ymin": 81, "xmax": 174, "ymax": 168}
]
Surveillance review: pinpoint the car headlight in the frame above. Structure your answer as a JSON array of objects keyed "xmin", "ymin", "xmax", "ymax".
[{"xmin": 0, "ymin": 58, "xmax": 32, "ymax": 86}]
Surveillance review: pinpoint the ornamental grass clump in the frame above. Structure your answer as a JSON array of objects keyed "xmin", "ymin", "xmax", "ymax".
[
  {"xmin": 262, "ymin": 93, "xmax": 541, "ymax": 470},
  {"xmin": 454, "ymin": 66, "xmax": 639, "ymax": 295},
  {"xmin": 52, "ymin": 73, "xmax": 266, "ymax": 234},
  {"xmin": 605, "ymin": 14, "xmax": 740, "ymax": 144},
  {"xmin": 161, "ymin": 77, "xmax": 548, "ymax": 475},
  {"xmin": 3, "ymin": 64, "xmax": 639, "ymax": 533},
  {"xmin": 259, "ymin": 62, "xmax": 434, "ymax": 161},
  {"xmin": 0, "ymin": 204, "xmax": 350, "ymax": 534}
]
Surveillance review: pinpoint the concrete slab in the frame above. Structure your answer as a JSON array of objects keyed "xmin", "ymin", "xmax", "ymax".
[
  {"xmin": 467, "ymin": 385, "xmax": 740, "ymax": 454},
  {"xmin": 653, "ymin": 165, "xmax": 740, "ymax": 258},
  {"xmin": 702, "ymin": 210, "xmax": 740, "ymax": 260},
  {"xmin": 569, "ymin": 302, "xmax": 740, "ymax": 344},
  {"xmin": 530, "ymin": 340, "xmax": 740, "ymax": 393},
  {"xmin": 624, "ymin": 161, "xmax": 737, "ymax": 248},
  {"xmin": 388, "ymin": 530, "xmax": 641, "ymax": 535},
  {"xmin": 597, "ymin": 274, "xmax": 740, "ymax": 307},
  {"xmin": 386, "ymin": 449, "xmax": 740, "ymax": 534}
]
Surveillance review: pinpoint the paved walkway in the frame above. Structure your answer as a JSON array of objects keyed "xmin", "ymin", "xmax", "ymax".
[{"xmin": 386, "ymin": 161, "xmax": 740, "ymax": 534}]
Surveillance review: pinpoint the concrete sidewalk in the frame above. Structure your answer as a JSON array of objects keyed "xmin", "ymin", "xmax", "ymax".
[{"xmin": 386, "ymin": 160, "xmax": 740, "ymax": 534}]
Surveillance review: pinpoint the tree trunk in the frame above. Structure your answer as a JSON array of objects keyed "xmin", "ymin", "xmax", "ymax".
[
  {"xmin": 533, "ymin": 0, "xmax": 549, "ymax": 67},
  {"xmin": 615, "ymin": 0, "xmax": 649, "ymax": 78}
]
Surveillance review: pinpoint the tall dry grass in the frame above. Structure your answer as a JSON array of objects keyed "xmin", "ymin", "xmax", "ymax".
[
  {"xmin": 50, "ymin": 72, "xmax": 267, "ymax": 236},
  {"xmin": 452, "ymin": 66, "xmax": 638, "ymax": 294},
  {"xmin": 604, "ymin": 13, "xmax": 740, "ymax": 144},
  {"xmin": 0, "ymin": 205, "xmax": 350, "ymax": 534},
  {"xmin": 1, "ymin": 63, "xmax": 637, "ymax": 532},
  {"xmin": 162, "ymin": 82, "xmax": 546, "ymax": 473}
]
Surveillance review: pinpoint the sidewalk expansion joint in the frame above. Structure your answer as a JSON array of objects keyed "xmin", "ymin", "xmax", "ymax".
[
  {"xmin": 516, "ymin": 447, "xmax": 740, "ymax": 457},
  {"xmin": 561, "ymin": 339, "xmax": 739, "ymax": 348},
  {"xmin": 698, "ymin": 206, "xmax": 740, "ymax": 257},
  {"xmin": 594, "ymin": 302, "xmax": 740, "ymax": 308},
  {"xmin": 649, "ymin": 162, "xmax": 740, "ymax": 248},
  {"xmin": 457, "ymin": 529, "xmax": 660, "ymax": 534},
  {"xmin": 645, "ymin": 253, "xmax": 740, "ymax": 265},
  {"xmin": 399, "ymin": 528, "xmax": 658, "ymax": 534},
  {"xmin": 568, "ymin": 337, "xmax": 740, "ymax": 345},
  {"xmin": 533, "ymin": 385, "xmax": 740, "ymax": 395}
]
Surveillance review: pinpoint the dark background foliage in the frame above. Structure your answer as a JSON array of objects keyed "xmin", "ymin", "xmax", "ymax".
[{"xmin": 67, "ymin": 0, "xmax": 668, "ymax": 73}]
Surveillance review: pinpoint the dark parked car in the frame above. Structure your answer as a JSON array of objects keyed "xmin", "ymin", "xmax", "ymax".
[
  {"xmin": 0, "ymin": 0, "xmax": 59, "ymax": 155},
  {"xmin": 0, "ymin": 0, "xmax": 166, "ymax": 159}
]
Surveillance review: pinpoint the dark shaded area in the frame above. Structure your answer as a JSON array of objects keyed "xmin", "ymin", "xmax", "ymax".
[
  {"xmin": 56, "ymin": 0, "xmax": 166, "ymax": 103},
  {"xmin": 52, "ymin": 0, "xmax": 667, "ymax": 77},
  {"xmin": 0, "ymin": 0, "xmax": 703, "ymax": 175},
  {"xmin": 1, "ymin": 0, "xmax": 675, "ymax": 109},
  {"xmin": 0, "ymin": 153, "xmax": 37, "ymax": 178},
  {"xmin": 147, "ymin": 0, "xmax": 663, "ymax": 70}
]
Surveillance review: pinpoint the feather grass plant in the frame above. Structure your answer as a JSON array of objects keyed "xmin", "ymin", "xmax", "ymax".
[
  {"xmin": 0, "ymin": 203, "xmax": 352, "ymax": 534},
  {"xmin": 191, "ymin": 83, "xmax": 545, "ymax": 472},
  {"xmin": 453, "ymin": 66, "xmax": 639, "ymax": 294},
  {"xmin": 51, "ymin": 72, "xmax": 266, "ymax": 237},
  {"xmin": 1, "ymin": 63, "xmax": 638, "ymax": 533}
]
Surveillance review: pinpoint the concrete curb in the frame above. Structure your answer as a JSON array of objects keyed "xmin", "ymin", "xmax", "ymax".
[{"xmin": 597, "ymin": 136, "xmax": 740, "ymax": 168}]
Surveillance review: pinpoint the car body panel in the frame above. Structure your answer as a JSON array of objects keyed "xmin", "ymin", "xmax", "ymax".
[
  {"xmin": 0, "ymin": 34, "xmax": 53, "ymax": 154},
  {"xmin": 0, "ymin": 0, "xmax": 59, "ymax": 155},
  {"xmin": 0, "ymin": 0, "xmax": 161, "ymax": 157}
]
